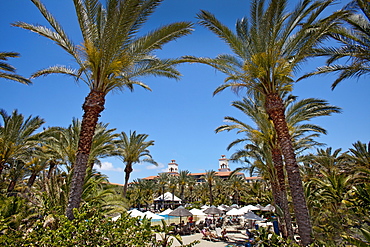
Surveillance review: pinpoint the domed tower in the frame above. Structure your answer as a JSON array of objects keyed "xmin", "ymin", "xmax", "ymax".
[
  {"xmin": 218, "ymin": 155, "xmax": 230, "ymax": 172},
  {"xmin": 167, "ymin": 160, "xmax": 179, "ymax": 174}
]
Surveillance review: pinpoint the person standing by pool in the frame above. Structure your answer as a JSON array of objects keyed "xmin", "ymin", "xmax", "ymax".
[{"xmin": 187, "ymin": 215, "xmax": 194, "ymax": 226}]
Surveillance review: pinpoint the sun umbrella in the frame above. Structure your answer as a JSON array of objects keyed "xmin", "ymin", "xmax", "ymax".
[
  {"xmin": 111, "ymin": 214, "xmax": 121, "ymax": 221},
  {"xmin": 128, "ymin": 209, "xmax": 145, "ymax": 218},
  {"xmin": 229, "ymin": 204, "xmax": 240, "ymax": 209},
  {"xmin": 240, "ymin": 205, "xmax": 261, "ymax": 213},
  {"xmin": 203, "ymin": 206, "xmax": 223, "ymax": 215},
  {"xmin": 254, "ymin": 204, "xmax": 264, "ymax": 210},
  {"xmin": 189, "ymin": 208, "xmax": 206, "ymax": 216},
  {"xmin": 262, "ymin": 204, "xmax": 275, "ymax": 212},
  {"xmin": 217, "ymin": 205, "xmax": 227, "ymax": 211},
  {"xmin": 203, "ymin": 206, "xmax": 224, "ymax": 223},
  {"xmin": 189, "ymin": 208, "xmax": 206, "ymax": 224},
  {"xmin": 168, "ymin": 206, "xmax": 193, "ymax": 223},
  {"xmin": 243, "ymin": 211, "xmax": 264, "ymax": 221},
  {"xmin": 158, "ymin": 208, "xmax": 173, "ymax": 215},
  {"xmin": 143, "ymin": 211, "xmax": 165, "ymax": 220},
  {"xmin": 226, "ymin": 208, "xmax": 243, "ymax": 216}
]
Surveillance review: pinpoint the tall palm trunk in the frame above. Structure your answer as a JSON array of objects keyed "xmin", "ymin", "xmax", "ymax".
[
  {"xmin": 180, "ymin": 186, "xmax": 184, "ymax": 203},
  {"xmin": 209, "ymin": 183, "xmax": 213, "ymax": 205},
  {"xmin": 66, "ymin": 90, "xmax": 105, "ymax": 220},
  {"xmin": 271, "ymin": 147, "xmax": 294, "ymax": 240},
  {"xmin": 27, "ymin": 172, "xmax": 38, "ymax": 187},
  {"xmin": 265, "ymin": 93, "xmax": 312, "ymax": 246},
  {"xmin": 47, "ymin": 161, "xmax": 56, "ymax": 179},
  {"xmin": 0, "ymin": 162, "xmax": 6, "ymax": 176},
  {"xmin": 123, "ymin": 164, "xmax": 133, "ymax": 197},
  {"xmin": 7, "ymin": 179, "xmax": 17, "ymax": 193},
  {"xmin": 162, "ymin": 186, "xmax": 165, "ymax": 209}
]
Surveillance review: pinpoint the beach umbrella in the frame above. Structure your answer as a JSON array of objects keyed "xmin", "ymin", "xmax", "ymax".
[
  {"xmin": 240, "ymin": 205, "xmax": 260, "ymax": 213},
  {"xmin": 189, "ymin": 208, "xmax": 206, "ymax": 223},
  {"xmin": 204, "ymin": 206, "xmax": 223, "ymax": 223},
  {"xmin": 189, "ymin": 208, "xmax": 206, "ymax": 216},
  {"xmin": 158, "ymin": 208, "xmax": 173, "ymax": 215},
  {"xmin": 168, "ymin": 206, "xmax": 192, "ymax": 223},
  {"xmin": 111, "ymin": 214, "xmax": 121, "ymax": 221},
  {"xmin": 154, "ymin": 192, "xmax": 182, "ymax": 202},
  {"xmin": 254, "ymin": 204, "xmax": 264, "ymax": 210},
  {"xmin": 226, "ymin": 208, "xmax": 243, "ymax": 216},
  {"xmin": 203, "ymin": 205, "xmax": 223, "ymax": 215},
  {"xmin": 128, "ymin": 209, "xmax": 145, "ymax": 218},
  {"xmin": 243, "ymin": 211, "xmax": 264, "ymax": 221},
  {"xmin": 201, "ymin": 205, "xmax": 210, "ymax": 210},
  {"xmin": 262, "ymin": 204, "xmax": 275, "ymax": 212},
  {"xmin": 217, "ymin": 205, "xmax": 227, "ymax": 211},
  {"xmin": 143, "ymin": 211, "xmax": 165, "ymax": 220}
]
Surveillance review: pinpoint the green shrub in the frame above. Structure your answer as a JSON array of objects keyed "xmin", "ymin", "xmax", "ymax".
[{"xmin": 0, "ymin": 206, "xmax": 154, "ymax": 246}]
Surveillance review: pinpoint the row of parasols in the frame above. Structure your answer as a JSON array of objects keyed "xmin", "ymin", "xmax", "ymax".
[{"xmin": 117, "ymin": 204, "xmax": 275, "ymax": 222}]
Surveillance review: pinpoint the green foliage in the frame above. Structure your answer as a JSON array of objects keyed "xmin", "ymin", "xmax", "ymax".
[
  {"xmin": 253, "ymin": 226, "xmax": 300, "ymax": 247},
  {"xmin": 0, "ymin": 195, "xmax": 35, "ymax": 232},
  {"xmin": 0, "ymin": 205, "xmax": 154, "ymax": 246},
  {"xmin": 342, "ymin": 227, "xmax": 370, "ymax": 247},
  {"xmin": 152, "ymin": 219, "xmax": 199, "ymax": 247}
]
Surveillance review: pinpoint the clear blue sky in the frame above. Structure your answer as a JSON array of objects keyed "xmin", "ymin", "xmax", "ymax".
[{"xmin": 1, "ymin": 0, "xmax": 368, "ymax": 185}]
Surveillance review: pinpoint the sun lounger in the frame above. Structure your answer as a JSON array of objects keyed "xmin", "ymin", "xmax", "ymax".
[{"xmin": 201, "ymin": 229, "xmax": 219, "ymax": 241}]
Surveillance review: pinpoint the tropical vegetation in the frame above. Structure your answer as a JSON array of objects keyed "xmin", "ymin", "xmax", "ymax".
[
  {"xmin": 1, "ymin": 0, "xmax": 369, "ymax": 246},
  {"xmin": 181, "ymin": 0, "xmax": 347, "ymax": 244},
  {"xmin": 0, "ymin": 52, "xmax": 31, "ymax": 85},
  {"xmin": 12, "ymin": 0, "xmax": 193, "ymax": 220}
]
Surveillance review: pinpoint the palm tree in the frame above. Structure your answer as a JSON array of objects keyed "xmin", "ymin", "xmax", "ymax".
[
  {"xmin": 217, "ymin": 95, "xmax": 340, "ymax": 238},
  {"xmin": 0, "ymin": 109, "xmax": 45, "ymax": 176},
  {"xmin": 300, "ymin": 0, "xmax": 369, "ymax": 89},
  {"xmin": 183, "ymin": 1, "xmax": 343, "ymax": 244},
  {"xmin": 177, "ymin": 170, "xmax": 190, "ymax": 202},
  {"xmin": 44, "ymin": 119, "xmax": 118, "ymax": 171},
  {"xmin": 88, "ymin": 122, "xmax": 118, "ymax": 169},
  {"xmin": 185, "ymin": 176, "xmax": 196, "ymax": 203},
  {"xmin": 202, "ymin": 170, "xmax": 216, "ymax": 205},
  {"xmin": 345, "ymin": 141, "xmax": 370, "ymax": 175},
  {"xmin": 115, "ymin": 131, "xmax": 156, "ymax": 197},
  {"xmin": 0, "ymin": 52, "xmax": 31, "ymax": 85},
  {"xmin": 26, "ymin": 156, "xmax": 49, "ymax": 188},
  {"xmin": 156, "ymin": 173, "xmax": 170, "ymax": 210},
  {"xmin": 13, "ymin": 0, "xmax": 193, "ymax": 220},
  {"xmin": 228, "ymin": 176, "xmax": 245, "ymax": 205},
  {"xmin": 133, "ymin": 179, "xmax": 155, "ymax": 210},
  {"xmin": 194, "ymin": 182, "xmax": 209, "ymax": 205},
  {"xmin": 168, "ymin": 176, "xmax": 177, "ymax": 209}
]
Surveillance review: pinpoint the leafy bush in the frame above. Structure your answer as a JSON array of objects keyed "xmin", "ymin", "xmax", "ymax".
[{"xmin": 0, "ymin": 205, "xmax": 154, "ymax": 246}]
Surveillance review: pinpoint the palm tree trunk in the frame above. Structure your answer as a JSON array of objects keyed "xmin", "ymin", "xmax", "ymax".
[
  {"xmin": 209, "ymin": 183, "xmax": 213, "ymax": 205},
  {"xmin": 7, "ymin": 179, "xmax": 17, "ymax": 193},
  {"xmin": 66, "ymin": 90, "xmax": 105, "ymax": 220},
  {"xmin": 180, "ymin": 186, "xmax": 184, "ymax": 203},
  {"xmin": 265, "ymin": 93, "xmax": 312, "ymax": 246},
  {"xmin": 123, "ymin": 164, "xmax": 133, "ymax": 197},
  {"xmin": 47, "ymin": 161, "xmax": 56, "ymax": 179},
  {"xmin": 271, "ymin": 147, "xmax": 294, "ymax": 240},
  {"xmin": 0, "ymin": 164, "xmax": 4, "ymax": 176},
  {"xmin": 162, "ymin": 186, "xmax": 165, "ymax": 209},
  {"xmin": 27, "ymin": 172, "xmax": 38, "ymax": 187}
]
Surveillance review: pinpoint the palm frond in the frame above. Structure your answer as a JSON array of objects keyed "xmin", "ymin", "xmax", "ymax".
[
  {"xmin": 31, "ymin": 65, "xmax": 83, "ymax": 81},
  {"xmin": 197, "ymin": 10, "xmax": 246, "ymax": 58},
  {"xmin": 131, "ymin": 22, "xmax": 193, "ymax": 53}
]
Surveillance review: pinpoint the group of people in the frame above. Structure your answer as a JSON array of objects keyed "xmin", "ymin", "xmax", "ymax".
[
  {"xmin": 183, "ymin": 214, "xmax": 258, "ymax": 244},
  {"xmin": 201, "ymin": 227, "xmax": 228, "ymax": 241}
]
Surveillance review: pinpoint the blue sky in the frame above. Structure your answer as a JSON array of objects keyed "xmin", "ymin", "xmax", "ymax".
[{"xmin": 1, "ymin": 0, "xmax": 369, "ymax": 185}]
